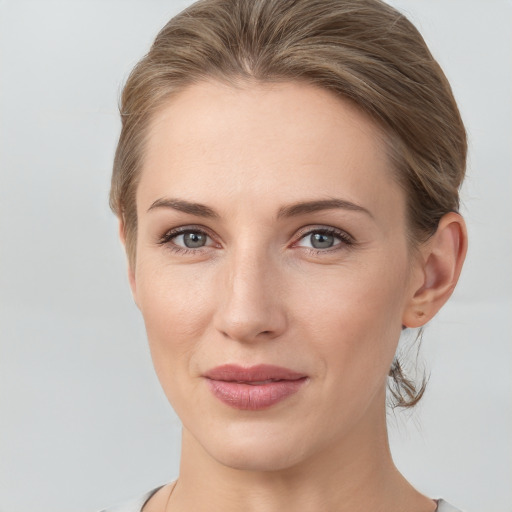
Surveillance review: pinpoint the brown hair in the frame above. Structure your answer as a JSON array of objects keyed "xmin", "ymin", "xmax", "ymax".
[{"xmin": 110, "ymin": 0, "xmax": 467, "ymax": 408}]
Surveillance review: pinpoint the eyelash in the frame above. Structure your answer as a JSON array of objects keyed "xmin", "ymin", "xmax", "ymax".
[
  {"xmin": 157, "ymin": 225, "xmax": 355, "ymax": 256},
  {"xmin": 157, "ymin": 226, "xmax": 218, "ymax": 256}
]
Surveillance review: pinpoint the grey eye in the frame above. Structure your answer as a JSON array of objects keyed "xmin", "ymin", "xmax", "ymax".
[
  {"xmin": 182, "ymin": 231, "xmax": 208, "ymax": 248},
  {"xmin": 309, "ymin": 232, "xmax": 336, "ymax": 249}
]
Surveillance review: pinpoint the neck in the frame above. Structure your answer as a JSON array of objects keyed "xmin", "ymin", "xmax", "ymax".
[{"xmin": 170, "ymin": 394, "xmax": 435, "ymax": 512}]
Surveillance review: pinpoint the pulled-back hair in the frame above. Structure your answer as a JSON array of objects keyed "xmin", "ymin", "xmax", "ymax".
[{"xmin": 110, "ymin": 0, "xmax": 467, "ymax": 408}]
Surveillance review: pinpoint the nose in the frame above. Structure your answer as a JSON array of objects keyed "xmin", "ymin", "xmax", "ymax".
[{"xmin": 213, "ymin": 247, "xmax": 287, "ymax": 343}]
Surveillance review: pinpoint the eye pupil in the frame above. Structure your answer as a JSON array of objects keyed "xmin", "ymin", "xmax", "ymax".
[
  {"xmin": 311, "ymin": 232, "xmax": 334, "ymax": 249},
  {"xmin": 184, "ymin": 232, "xmax": 206, "ymax": 248}
]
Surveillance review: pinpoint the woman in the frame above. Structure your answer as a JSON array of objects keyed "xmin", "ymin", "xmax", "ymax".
[{"xmin": 103, "ymin": 0, "xmax": 467, "ymax": 510}]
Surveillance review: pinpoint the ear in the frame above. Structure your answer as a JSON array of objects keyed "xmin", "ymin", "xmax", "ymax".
[
  {"xmin": 402, "ymin": 212, "xmax": 467, "ymax": 328},
  {"xmin": 118, "ymin": 219, "xmax": 139, "ymax": 307}
]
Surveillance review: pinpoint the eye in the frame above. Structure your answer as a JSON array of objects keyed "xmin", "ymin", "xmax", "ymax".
[
  {"xmin": 158, "ymin": 227, "xmax": 217, "ymax": 253},
  {"xmin": 175, "ymin": 230, "xmax": 210, "ymax": 248},
  {"xmin": 295, "ymin": 227, "xmax": 353, "ymax": 251}
]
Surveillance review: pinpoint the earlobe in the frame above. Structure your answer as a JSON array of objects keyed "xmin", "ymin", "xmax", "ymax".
[
  {"xmin": 118, "ymin": 219, "xmax": 139, "ymax": 307},
  {"xmin": 402, "ymin": 212, "xmax": 467, "ymax": 328}
]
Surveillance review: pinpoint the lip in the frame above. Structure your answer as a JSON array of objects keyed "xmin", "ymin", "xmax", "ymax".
[{"xmin": 203, "ymin": 364, "xmax": 308, "ymax": 410}]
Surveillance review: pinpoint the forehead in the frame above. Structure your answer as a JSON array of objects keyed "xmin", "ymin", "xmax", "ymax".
[{"xmin": 138, "ymin": 80, "xmax": 404, "ymax": 222}]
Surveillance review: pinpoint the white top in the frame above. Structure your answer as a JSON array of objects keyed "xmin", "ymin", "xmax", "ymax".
[{"xmin": 98, "ymin": 485, "xmax": 464, "ymax": 512}]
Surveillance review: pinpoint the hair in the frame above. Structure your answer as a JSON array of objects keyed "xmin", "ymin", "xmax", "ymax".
[{"xmin": 110, "ymin": 0, "xmax": 467, "ymax": 408}]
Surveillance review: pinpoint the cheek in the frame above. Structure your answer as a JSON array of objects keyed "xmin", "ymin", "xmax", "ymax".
[
  {"xmin": 290, "ymin": 257, "xmax": 408, "ymax": 379},
  {"xmin": 135, "ymin": 260, "xmax": 214, "ymax": 375}
]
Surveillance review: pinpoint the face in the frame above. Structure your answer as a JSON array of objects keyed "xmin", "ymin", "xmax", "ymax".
[{"xmin": 130, "ymin": 80, "xmax": 423, "ymax": 471}]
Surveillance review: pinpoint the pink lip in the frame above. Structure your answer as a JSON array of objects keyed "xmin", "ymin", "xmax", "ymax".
[{"xmin": 203, "ymin": 364, "xmax": 308, "ymax": 410}]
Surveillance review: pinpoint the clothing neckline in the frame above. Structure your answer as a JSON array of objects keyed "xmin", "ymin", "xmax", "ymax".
[{"xmin": 138, "ymin": 485, "xmax": 452, "ymax": 512}]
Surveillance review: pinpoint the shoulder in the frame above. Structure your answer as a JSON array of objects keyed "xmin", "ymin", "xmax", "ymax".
[
  {"xmin": 97, "ymin": 486, "xmax": 163, "ymax": 512},
  {"xmin": 436, "ymin": 499, "xmax": 465, "ymax": 512}
]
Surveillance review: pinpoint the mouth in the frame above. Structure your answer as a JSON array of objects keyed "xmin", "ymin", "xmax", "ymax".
[{"xmin": 203, "ymin": 364, "xmax": 308, "ymax": 410}]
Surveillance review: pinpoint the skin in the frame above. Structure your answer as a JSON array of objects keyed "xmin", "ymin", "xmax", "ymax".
[{"xmin": 122, "ymin": 80, "xmax": 467, "ymax": 512}]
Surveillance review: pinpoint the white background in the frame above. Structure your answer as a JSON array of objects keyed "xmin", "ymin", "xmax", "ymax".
[{"xmin": 0, "ymin": 1, "xmax": 510, "ymax": 511}]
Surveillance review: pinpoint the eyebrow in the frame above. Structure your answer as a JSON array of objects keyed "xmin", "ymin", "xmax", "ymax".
[
  {"xmin": 276, "ymin": 198, "xmax": 372, "ymax": 219},
  {"xmin": 147, "ymin": 197, "xmax": 372, "ymax": 219},
  {"xmin": 147, "ymin": 198, "xmax": 220, "ymax": 218}
]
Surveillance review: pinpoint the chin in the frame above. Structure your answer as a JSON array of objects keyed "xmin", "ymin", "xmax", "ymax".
[
  {"xmin": 211, "ymin": 439, "xmax": 306, "ymax": 472},
  {"xmin": 194, "ymin": 420, "xmax": 314, "ymax": 472}
]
